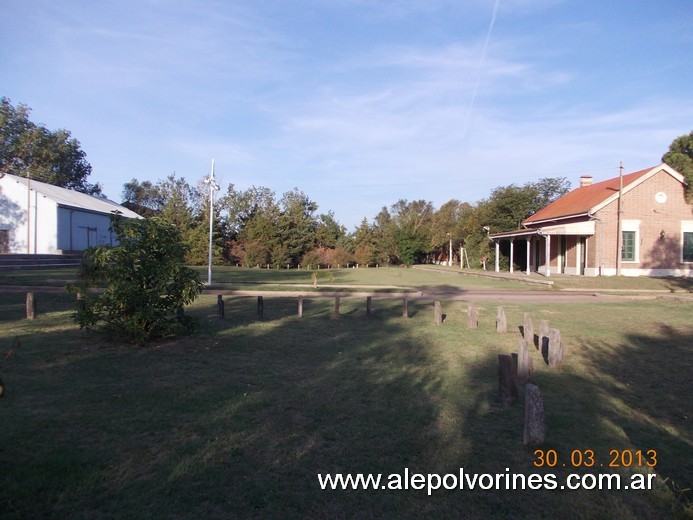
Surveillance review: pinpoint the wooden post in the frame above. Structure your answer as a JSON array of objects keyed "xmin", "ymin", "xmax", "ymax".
[
  {"xmin": 523, "ymin": 384, "xmax": 545, "ymax": 445},
  {"xmin": 257, "ymin": 296, "xmax": 264, "ymax": 321},
  {"xmin": 26, "ymin": 292, "xmax": 36, "ymax": 320},
  {"xmin": 332, "ymin": 296, "xmax": 340, "ymax": 318},
  {"xmin": 366, "ymin": 296, "xmax": 372, "ymax": 316},
  {"xmin": 517, "ymin": 338, "xmax": 533, "ymax": 384},
  {"xmin": 402, "ymin": 297, "xmax": 409, "ymax": 318},
  {"xmin": 433, "ymin": 301, "xmax": 443, "ymax": 325},
  {"xmin": 297, "ymin": 295, "xmax": 304, "ymax": 318},
  {"xmin": 496, "ymin": 306, "xmax": 507, "ymax": 333},
  {"xmin": 548, "ymin": 328, "xmax": 564, "ymax": 368},
  {"xmin": 467, "ymin": 304, "xmax": 478, "ymax": 328},
  {"xmin": 539, "ymin": 319, "xmax": 550, "ymax": 350},
  {"xmin": 523, "ymin": 312, "xmax": 534, "ymax": 343},
  {"xmin": 0, "ymin": 377, "xmax": 4, "ymax": 398},
  {"xmin": 216, "ymin": 295, "xmax": 225, "ymax": 319},
  {"xmin": 498, "ymin": 354, "xmax": 519, "ymax": 405}
]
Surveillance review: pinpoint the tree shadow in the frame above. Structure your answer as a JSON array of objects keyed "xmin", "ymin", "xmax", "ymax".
[
  {"xmin": 0, "ymin": 185, "xmax": 27, "ymax": 252},
  {"xmin": 640, "ymin": 236, "xmax": 693, "ymax": 291},
  {"xmin": 0, "ymin": 294, "xmax": 689, "ymax": 518}
]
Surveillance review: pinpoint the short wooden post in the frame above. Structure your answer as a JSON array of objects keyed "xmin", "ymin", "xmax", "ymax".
[
  {"xmin": 402, "ymin": 297, "xmax": 409, "ymax": 318},
  {"xmin": 517, "ymin": 338, "xmax": 533, "ymax": 384},
  {"xmin": 26, "ymin": 292, "xmax": 36, "ymax": 320},
  {"xmin": 216, "ymin": 295, "xmax": 225, "ymax": 319},
  {"xmin": 498, "ymin": 354, "xmax": 519, "ymax": 405},
  {"xmin": 539, "ymin": 319, "xmax": 550, "ymax": 350},
  {"xmin": 297, "ymin": 295, "xmax": 304, "ymax": 318},
  {"xmin": 0, "ymin": 376, "xmax": 4, "ymax": 398},
  {"xmin": 496, "ymin": 306, "xmax": 507, "ymax": 333},
  {"xmin": 257, "ymin": 296, "xmax": 264, "ymax": 321},
  {"xmin": 523, "ymin": 384, "xmax": 545, "ymax": 445},
  {"xmin": 467, "ymin": 304, "xmax": 478, "ymax": 328},
  {"xmin": 523, "ymin": 313, "xmax": 534, "ymax": 343},
  {"xmin": 366, "ymin": 296, "xmax": 372, "ymax": 316},
  {"xmin": 433, "ymin": 301, "xmax": 443, "ymax": 325},
  {"xmin": 332, "ymin": 296, "xmax": 340, "ymax": 318},
  {"xmin": 548, "ymin": 328, "xmax": 564, "ymax": 368}
]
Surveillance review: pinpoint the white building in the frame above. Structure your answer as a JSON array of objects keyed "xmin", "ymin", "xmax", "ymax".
[{"xmin": 0, "ymin": 173, "xmax": 142, "ymax": 254}]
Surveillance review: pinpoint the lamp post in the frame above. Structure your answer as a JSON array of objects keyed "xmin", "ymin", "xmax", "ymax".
[{"xmin": 203, "ymin": 159, "xmax": 219, "ymax": 285}]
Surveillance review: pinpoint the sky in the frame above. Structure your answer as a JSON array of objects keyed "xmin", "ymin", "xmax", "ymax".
[{"xmin": 2, "ymin": 0, "xmax": 692, "ymax": 229}]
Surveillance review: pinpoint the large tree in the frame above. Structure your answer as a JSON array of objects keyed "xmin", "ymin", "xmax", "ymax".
[
  {"xmin": 662, "ymin": 131, "xmax": 693, "ymax": 201},
  {"xmin": 0, "ymin": 97, "xmax": 101, "ymax": 195}
]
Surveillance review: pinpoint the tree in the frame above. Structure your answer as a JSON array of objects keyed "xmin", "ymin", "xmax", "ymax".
[
  {"xmin": 389, "ymin": 199, "xmax": 434, "ymax": 266},
  {"xmin": 663, "ymin": 131, "xmax": 693, "ymax": 201},
  {"xmin": 69, "ymin": 216, "xmax": 203, "ymax": 345},
  {"xmin": 0, "ymin": 97, "xmax": 101, "ymax": 195}
]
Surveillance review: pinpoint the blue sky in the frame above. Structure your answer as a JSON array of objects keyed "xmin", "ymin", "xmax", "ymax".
[{"xmin": 2, "ymin": 0, "xmax": 691, "ymax": 229}]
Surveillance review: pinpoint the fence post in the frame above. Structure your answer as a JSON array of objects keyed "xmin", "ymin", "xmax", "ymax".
[
  {"xmin": 26, "ymin": 293, "xmax": 36, "ymax": 320},
  {"xmin": 298, "ymin": 295, "xmax": 304, "ymax": 318},
  {"xmin": 498, "ymin": 354, "xmax": 519, "ymax": 405},
  {"xmin": 496, "ymin": 306, "xmax": 507, "ymax": 333},
  {"xmin": 332, "ymin": 296, "xmax": 340, "ymax": 318},
  {"xmin": 217, "ymin": 295, "xmax": 225, "ymax": 320},
  {"xmin": 433, "ymin": 301, "xmax": 443, "ymax": 325},
  {"xmin": 257, "ymin": 296, "xmax": 264, "ymax": 321},
  {"xmin": 366, "ymin": 296, "xmax": 372, "ymax": 316},
  {"xmin": 402, "ymin": 297, "xmax": 409, "ymax": 318},
  {"xmin": 523, "ymin": 384, "xmax": 545, "ymax": 445}
]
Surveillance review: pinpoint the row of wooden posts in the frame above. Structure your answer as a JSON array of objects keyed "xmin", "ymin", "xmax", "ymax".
[
  {"xmin": 496, "ymin": 311, "xmax": 566, "ymax": 446},
  {"xmin": 217, "ymin": 294, "xmax": 417, "ymax": 321}
]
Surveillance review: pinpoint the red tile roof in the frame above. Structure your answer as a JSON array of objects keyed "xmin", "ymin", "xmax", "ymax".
[{"xmin": 523, "ymin": 166, "xmax": 654, "ymax": 225}]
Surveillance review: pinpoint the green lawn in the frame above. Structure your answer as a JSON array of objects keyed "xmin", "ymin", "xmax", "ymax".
[{"xmin": 0, "ymin": 276, "xmax": 691, "ymax": 518}]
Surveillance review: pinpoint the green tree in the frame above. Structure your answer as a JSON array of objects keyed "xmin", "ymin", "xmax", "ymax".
[
  {"xmin": 662, "ymin": 131, "xmax": 693, "ymax": 201},
  {"xmin": 121, "ymin": 179, "xmax": 164, "ymax": 217},
  {"xmin": 389, "ymin": 199, "xmax": 433, "ymax": 266},
  {"xmin": 0, "ymin": 97, "xmax": 101, "ymax": 195},
  {"xmin": 69, "ymin": 216, "xmax": 203, "ymax": 345}
]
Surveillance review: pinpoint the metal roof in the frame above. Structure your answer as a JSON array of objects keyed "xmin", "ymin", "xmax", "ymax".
[{"xmin": 2, "ymin": 173, "xmax": 142, "ymax": 219}]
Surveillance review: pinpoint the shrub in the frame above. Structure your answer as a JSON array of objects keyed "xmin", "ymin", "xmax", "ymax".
[{"xmin": 69, "ymin": 216, "xmax": 203, "ymax": 345}]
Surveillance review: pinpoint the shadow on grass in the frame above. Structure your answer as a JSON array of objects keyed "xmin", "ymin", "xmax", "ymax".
[{"xmin": 0, "ymin": 294, "xmax": 690, "ymax": 518}]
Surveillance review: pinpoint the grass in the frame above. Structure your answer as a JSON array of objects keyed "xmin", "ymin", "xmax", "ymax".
[{"xmin": 0, "ymin": 273, "xmax": 691, "ymax": 519}]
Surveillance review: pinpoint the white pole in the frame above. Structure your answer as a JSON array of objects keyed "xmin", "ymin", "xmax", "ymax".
[
  {"xmin": 448, "ymin": 236, "xmax": 453, "ymax": 266},
  {"xmin": 204, "ymin": 159, "xmax": 219, "ymax": 285}
]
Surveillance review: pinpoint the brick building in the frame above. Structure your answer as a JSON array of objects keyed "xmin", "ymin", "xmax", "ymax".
[{"xmin": 489, "ymin": 164, "xmax": 692, "ymax": 277}]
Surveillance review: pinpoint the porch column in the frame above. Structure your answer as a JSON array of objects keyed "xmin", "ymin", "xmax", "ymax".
[
  {"xmin": 576, "ymin": 237, "xmax": 581, "ymax": 275},
  {"xmin": 545, "ymin": 234, "xmax": 551, "ymax": 277},
  {"xmin": 509, "ymin": 238, "xmax": 514, "ymax": 273},
  {"xmin": 495, "ymin": 241, "xmax": 500, "ymax": 272},
  {"xmin": 526, "ymin": 238, "xmax": 531, "ymax": 275}
]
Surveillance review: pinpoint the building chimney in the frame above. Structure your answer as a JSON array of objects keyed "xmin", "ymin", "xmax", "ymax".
[{"xmin": 579, "ymin": 175, "xmax": 593, "ymax": 187}]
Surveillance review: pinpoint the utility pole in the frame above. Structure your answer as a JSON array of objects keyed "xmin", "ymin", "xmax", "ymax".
[{"xmin": 616, "ymin": 161, "xmax": 623, "ymax": 276}]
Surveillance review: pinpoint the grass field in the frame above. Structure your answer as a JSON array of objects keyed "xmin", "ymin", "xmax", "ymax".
[{"xmin": 0, "ymin": 269, "xmax": 691, "ymax": 518}]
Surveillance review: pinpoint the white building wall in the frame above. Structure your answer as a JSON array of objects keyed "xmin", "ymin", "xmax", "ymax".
[
  {"xmin": 57, "ymin": 206, "xmax": 115, "ymax": 251},
  {"xmin": 1, "ymin": 175, "xmax": 118, "ymax": 254}
]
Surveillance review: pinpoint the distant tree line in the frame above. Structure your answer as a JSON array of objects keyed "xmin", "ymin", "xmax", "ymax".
[{"xmin": 120, "ymin": 174, "xmax": 572, "ymax": 269}]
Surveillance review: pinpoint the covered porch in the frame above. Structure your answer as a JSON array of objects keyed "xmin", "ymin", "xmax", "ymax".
[{"xmin": 489, "ymin": 221, "xmax": 595, "ymax": 277}]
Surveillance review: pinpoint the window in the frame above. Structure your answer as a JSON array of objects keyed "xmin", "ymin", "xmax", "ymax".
[
  {"xmin": 684, "ymin": 232, "xmax": 693, "ymax": 263},
  {"xmin": 622, "ymin": 231, "xmax": 636, "ymax": 261}
]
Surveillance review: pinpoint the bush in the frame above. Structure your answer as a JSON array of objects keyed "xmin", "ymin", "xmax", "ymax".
[{"xmin": 69, "ymin": 216, "xmax": 203, "ymax": 345}]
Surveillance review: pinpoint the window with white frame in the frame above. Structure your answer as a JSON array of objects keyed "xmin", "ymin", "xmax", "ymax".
[{"xmin": 683, "ymin": 222, "xmax": 693, "ymax": 263}]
